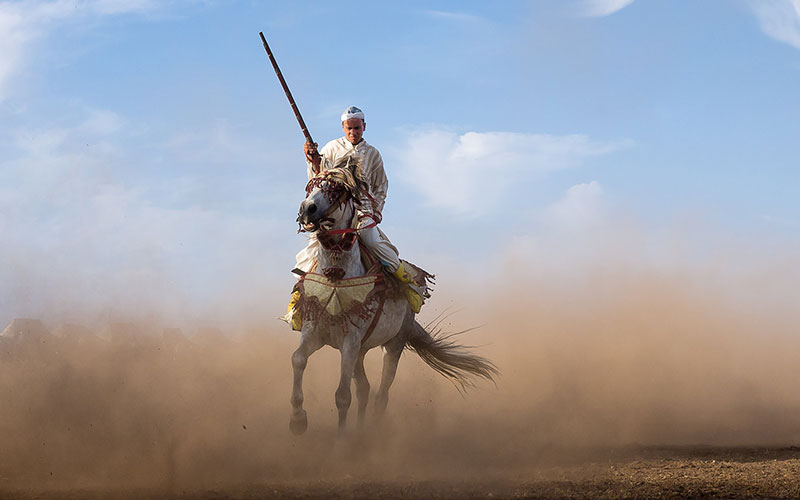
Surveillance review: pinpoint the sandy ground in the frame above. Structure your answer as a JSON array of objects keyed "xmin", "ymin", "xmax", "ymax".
[
  {"xmin": 2, "ymin": 446, "xmax": 799, "ymax": 499},
  {"xmin": 3, "ymin": 271, "xmax": 800, "ymax": 500}
]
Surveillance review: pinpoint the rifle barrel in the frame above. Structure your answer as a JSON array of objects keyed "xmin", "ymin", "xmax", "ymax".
[{"xmin": 259, "ymin": 32, "xmax": 314, "ymax": 145}]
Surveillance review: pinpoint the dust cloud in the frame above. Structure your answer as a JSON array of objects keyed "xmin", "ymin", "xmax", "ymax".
[{"xmin": 1, "ymin": 248, "xmax": 800, "ymax": 492}]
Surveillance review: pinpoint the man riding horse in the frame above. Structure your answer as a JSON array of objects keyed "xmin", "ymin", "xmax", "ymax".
[{"xmin": 286, "ymin": 106, "xmax": 423, "ymax": 330}]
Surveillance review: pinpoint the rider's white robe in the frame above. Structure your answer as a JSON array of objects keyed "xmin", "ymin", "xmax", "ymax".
[
  {"xmin": 296, "ymin": 137, "xmax": 400, "ymax": 274},
  {"xmin": 307, "ymin": 137, "xmax": 387, "ymax": 220}
]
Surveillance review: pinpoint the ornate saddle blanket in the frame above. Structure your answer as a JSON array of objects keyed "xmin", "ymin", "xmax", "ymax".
[
  {"xmin": 298, "ymin": 272, "xmax": 385, "ymax": 319},
  {"xmin": 294, "ymin": 258, "xmax": 434, "ymax": 330}
]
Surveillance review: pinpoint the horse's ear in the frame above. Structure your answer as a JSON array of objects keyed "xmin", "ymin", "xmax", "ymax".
[
  {"xmin": 349, "ymin": 159, "xmax": 369, "ymax": 193},
  {"xmin": 350, "ymin": 157, "xmax": 367, "ymax": 183},
  {"xmin": 346, "ymin": 156, "xmax": 359, "ymax": 176}
]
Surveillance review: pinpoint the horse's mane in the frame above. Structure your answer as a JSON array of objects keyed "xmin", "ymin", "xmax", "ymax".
[{"xmin": 307, "ymin": 155, "xmax": 369, "ymax": 204}]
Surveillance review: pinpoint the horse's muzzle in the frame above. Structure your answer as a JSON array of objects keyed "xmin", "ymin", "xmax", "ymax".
[{"xmin": 298, "ymin": 200, "xmax": 321, "ymax": 232}]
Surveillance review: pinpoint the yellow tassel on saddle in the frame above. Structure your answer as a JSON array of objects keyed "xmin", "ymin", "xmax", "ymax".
[
  {"xmin": 391, "ymin": 263, "xmax": 423, "ymax": 313},
  {"xmin": 287, "ymin": 290, "xmax": 303, "ymax": 331}
]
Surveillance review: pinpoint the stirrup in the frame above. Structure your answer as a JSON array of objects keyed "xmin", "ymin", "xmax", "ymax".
[
  {"xmin": 404, "ymin": 287, "xmax": 423, "ymax": 313},
  {"xmin": 285, "ymin": 290, "xmax": 303, "ymax": 331},
  {"xmin": 390, "ymin": 263, "xmax": 424, "ymax": 313}
]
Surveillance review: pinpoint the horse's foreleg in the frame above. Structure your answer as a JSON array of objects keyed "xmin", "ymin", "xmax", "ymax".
[
  {"xmin": 335, "ymin": 336, "xmax": 359, "ymax": 435},
  {"xmin": 353, "ymin": 351, "xmax": 370, "ymax": 428},
  {"xmin": 290, "ymin": 334, "xmax": 323, "ymax": 435},
  {"xmin": 374, "ymin": 335, "xmax": 404, "ymax": 419}
]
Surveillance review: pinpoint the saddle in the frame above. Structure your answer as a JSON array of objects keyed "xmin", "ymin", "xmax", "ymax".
[{"xmin": 356, "ymin": 241, "xmax": 434, "ymax": 299}]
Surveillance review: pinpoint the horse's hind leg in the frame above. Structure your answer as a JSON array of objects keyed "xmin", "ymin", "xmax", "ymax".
[
  {"xmin": 353, "ymin": 351, "xmax": 370, "ymax": 428},
  {"xmin": 374, "ymin": 333, "xmax": 405, "ymax": 419},
  {"xmin": 290, "ymin": 333, "xmax": 323, "ymax": 435}
]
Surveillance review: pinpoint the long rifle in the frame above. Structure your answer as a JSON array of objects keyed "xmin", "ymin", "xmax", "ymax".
[{"xmin": 259, "ymin": 31, "xmax": 321, "ymax": 170}]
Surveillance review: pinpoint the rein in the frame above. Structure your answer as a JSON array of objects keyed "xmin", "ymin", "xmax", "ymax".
[
  {"xmin": 324, "ymin": 218, "xmax": 377, "ymax": 235},
  {"xmin": 297, "ymin": 165, "xmax": 390, "ymax": 346},
  {"xmin": 317, "ymin": 206, "xmax": 357, "ymax": 252},
  {"xmin": 317, "ymin": 211, "xmax": 378, "ymax": 253},
  {"xmin": 360, "ymin": 286, "xmax": 386, "ymax": 346},
  {"xmin": 311, "ymin": 196, "xmax": 379, "ymax": 250},
  {"xmin": 301, "ymin": 173, "xmax": 378, "ymax": 246}
]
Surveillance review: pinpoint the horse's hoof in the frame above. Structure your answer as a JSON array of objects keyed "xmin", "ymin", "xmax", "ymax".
[{"xmin": 290, "ymin": 412, "xmax": 308, "ymax": 435}]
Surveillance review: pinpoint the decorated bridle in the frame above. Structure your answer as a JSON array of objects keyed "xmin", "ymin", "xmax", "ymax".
[{"xmin": 298, "ymin": 168, "xmax": 376, "ymax": 254}]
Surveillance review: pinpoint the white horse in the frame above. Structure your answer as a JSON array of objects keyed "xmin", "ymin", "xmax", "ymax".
[{"xmin": 291, "ymin": 163, "xmax": 497, "ymax": 435}]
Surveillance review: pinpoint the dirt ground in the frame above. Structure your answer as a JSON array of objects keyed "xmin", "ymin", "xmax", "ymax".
[
  {"xmin": 3, "ymin": 276, "xmax": 800, "ymax": 500},
  {"xmin": 1, "ymin": 446, "xmax": 798, "ymax": 499}
]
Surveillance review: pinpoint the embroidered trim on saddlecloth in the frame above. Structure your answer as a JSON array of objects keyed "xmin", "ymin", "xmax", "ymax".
[
  {"xmin": 399, "ymin": 259, "xmax": 435, "ymax": 300},
  {"xmin": 296, "ymin": 272, "xmax": 387, "ymax": 329}
]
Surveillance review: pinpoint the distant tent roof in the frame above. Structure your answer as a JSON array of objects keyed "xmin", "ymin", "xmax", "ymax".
[
  {"xmin": 53, "ymin": 323, "xmax": 102, "ymax": 344},
  {"xmin": 104, "ymin": 322, "xmax": 140, "ymax": 344},
  {"xmin": 162, "ymin": 327, "xmax": 189, "ymax": 345},
  {"xmin": 193, "ymin": 326, "xmax": 228, "ymax": 345},
  {"xmin": 1, "ymin": 318, "xmax": 51, "ymax": 341}
]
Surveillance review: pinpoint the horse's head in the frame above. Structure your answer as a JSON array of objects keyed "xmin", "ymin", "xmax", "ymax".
[{"xmin": 297, "ymin": 162, "xmax": 361, "ymax": 233}]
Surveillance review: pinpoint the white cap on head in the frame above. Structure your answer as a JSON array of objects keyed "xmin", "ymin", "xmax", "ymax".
[{"xmin": 341, "ymin": 106, "xmax": 365, "ymax": 122}]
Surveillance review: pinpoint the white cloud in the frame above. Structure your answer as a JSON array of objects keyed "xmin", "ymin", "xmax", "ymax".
[
  {"xmin": 393, "ymin": 128, "xmax": 630, "ymax": 214},
  {"xmin": 163, "ymin": 119, "xmax": 257, "ymax": 168},
  {"xmin": 542, "ymin": 180, "xmax": 605, "ymax": 229},
  {"xmin": 79, "ymin": 109, "xmax": 125, "ymax": 136},
  {"xmin": 749, "ymin": 0, "xmax": 800, "ymax": 50},
  {"xmin": 83, "ymin": 0, "xmax": 157, "ymax": 15},
  {"xmin": 502, "ymin": 181, "xmax": 727, "ymax": 290},
  {"xmin": 501, "ymin": 181, "xmax": 632, "ymax": 285},
  {"xmin": 0, "ymin": 4, "xmax": 34, "ymax": 99},
  {"xmin": 499, "ymin": 182, "xmax": 800, "ymax": 320},
  {"xmin": 0, "ymin": 107, "xmax": 293, "ymax": 329},
  {"xmin": 0, "ymin": 0, "xmax": 180, "ymax": 102},
  {"xmin": 578, "ymin": 0, "xmax": 636, "ymax": 17},
  {"xmin": 422, "ymin": 9, "xmax": 487, "ymax": 24}
]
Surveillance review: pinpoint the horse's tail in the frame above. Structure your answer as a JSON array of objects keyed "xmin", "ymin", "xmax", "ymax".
[{"xmin": 406, "ymin": 320, "xmax": 499, "ymax": 391}]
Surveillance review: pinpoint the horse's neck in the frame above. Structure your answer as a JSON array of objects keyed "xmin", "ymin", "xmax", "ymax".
[
  {"xmin": 316, "ymin": 203, "xmax": 365, "ymax": 278},
  {"xmin": 317, "ymin": 243, "xmax": 364, "ymax": 278}
]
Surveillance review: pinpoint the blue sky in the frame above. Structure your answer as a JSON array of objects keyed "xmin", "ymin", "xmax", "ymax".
[{"xmin": 1, "ymin": 0, "xmax": 798, "ymax": 329}]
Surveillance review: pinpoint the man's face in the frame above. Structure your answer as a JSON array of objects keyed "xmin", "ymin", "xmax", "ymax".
[{"xmin": 342, "ymin": 118, "xmax": 365, "ymax": 145}]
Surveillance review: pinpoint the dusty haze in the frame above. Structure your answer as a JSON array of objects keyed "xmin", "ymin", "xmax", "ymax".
[{"xmin": 1, "ymin": 247, "xmax": 799, "ymax": 492}]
